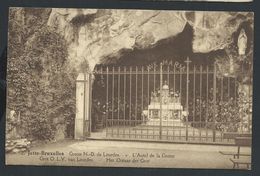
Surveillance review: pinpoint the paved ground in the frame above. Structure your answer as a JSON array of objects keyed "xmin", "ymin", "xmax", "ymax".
[{"xmin": 6, "ymin": 139, "xmax": 251, "ymax": 169}]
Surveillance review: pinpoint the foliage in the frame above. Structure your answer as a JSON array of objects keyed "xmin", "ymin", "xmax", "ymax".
[
  {"xmin": 190, "ymin": 93, "xmax": 251, "ymax": 133},
  {"xmin": 6, "ymin": 110, "xmax": 20, "ymax": 135},
  {"xmin": 7, "ymin": 8, "xmax": 76, "ymax": 140}
]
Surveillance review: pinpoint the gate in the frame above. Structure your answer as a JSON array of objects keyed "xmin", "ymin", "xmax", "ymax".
[{"xmin": 90, "ymin": 58, "xmax": 252, "ymax": 144}]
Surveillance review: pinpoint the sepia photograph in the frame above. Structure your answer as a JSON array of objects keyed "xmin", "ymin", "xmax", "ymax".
[{"xmin": 5, "ymin": 7, "xmax": 253, "ymax": 169}]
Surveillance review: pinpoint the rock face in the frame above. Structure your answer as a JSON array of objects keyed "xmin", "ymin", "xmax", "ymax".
[
  {"xmin": 6, "ymin": 138, "xmax": 31, "ymax": 153},
  {"xmin": 48, "ymin": 9, "xmax": 253, "ymax": 71}
]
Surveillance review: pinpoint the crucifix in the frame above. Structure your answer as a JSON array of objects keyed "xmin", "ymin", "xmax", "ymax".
[{"xmin": 184, "ymin": 57, "xmax": 192, "ymax": 66}]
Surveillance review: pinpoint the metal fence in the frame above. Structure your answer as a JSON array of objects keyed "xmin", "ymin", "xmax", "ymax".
[{"xmin": 90, "ymin": 58, "xmax": 252, "ymax": 144}]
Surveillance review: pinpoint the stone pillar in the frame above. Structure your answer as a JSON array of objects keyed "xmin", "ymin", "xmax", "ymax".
[{"xmin": 75, "ymin": 73, "xmax": 91, "ymax": 139}]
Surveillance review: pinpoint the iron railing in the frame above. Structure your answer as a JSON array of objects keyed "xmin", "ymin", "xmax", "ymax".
[{"xmin": 90, "ymin": 58, "xmax": 252, "ymax": 144}]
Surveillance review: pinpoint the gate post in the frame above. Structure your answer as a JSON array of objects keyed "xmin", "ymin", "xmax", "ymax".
[{"xmin": 75, "ymin": 72, "xmax": 91, "ymax": 139}]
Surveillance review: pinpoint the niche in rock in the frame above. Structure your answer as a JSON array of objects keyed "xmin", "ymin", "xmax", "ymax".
[{"xmin": 90, "ymin": 22, "xmax": 227, "ymax": 132}]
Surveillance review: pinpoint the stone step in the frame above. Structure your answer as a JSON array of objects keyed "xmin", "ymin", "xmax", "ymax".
[{"xmin": 143, "ymin": 119, "xmax": 186, "ymax": 127}]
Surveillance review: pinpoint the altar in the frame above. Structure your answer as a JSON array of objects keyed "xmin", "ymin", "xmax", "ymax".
[{"xmin": 145, "ymin": 82, "xmax": 185, "ymax": 127}]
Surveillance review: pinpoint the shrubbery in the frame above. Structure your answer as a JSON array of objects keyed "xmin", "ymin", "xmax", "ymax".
[{"xmin": 7, "ymin": 8, "xmax": 76, "ymax": 141}]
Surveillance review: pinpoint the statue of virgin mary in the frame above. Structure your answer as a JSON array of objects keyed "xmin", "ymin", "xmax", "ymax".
[{"xmin": 237, "ymin": 28, "xmax": 247, "ymax": 56}]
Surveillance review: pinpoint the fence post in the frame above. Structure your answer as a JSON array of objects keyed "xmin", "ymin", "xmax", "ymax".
[
  {"xmin": 106, "ymin": 67, "xmax": 109, "ymax": 137},
  {"xmin": 185, "ymin": 57, "xmax": 191, "ymax": 141},
  {"xmin": 159, "ymin": 63, "xmax": 163, "ymax": 140},
  {"xmin": 213, "ymin": 62, "xmax": 217, "ymax": 142}
]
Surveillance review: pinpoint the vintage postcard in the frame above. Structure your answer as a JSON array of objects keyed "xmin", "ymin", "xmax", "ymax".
[
  {"xmin": 6, "ymin": 8, "xmax": 253, "ymax": 169},
  {"xmin": 140, "ymin": 0, "xmax": 253, "ymax": 2}
]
